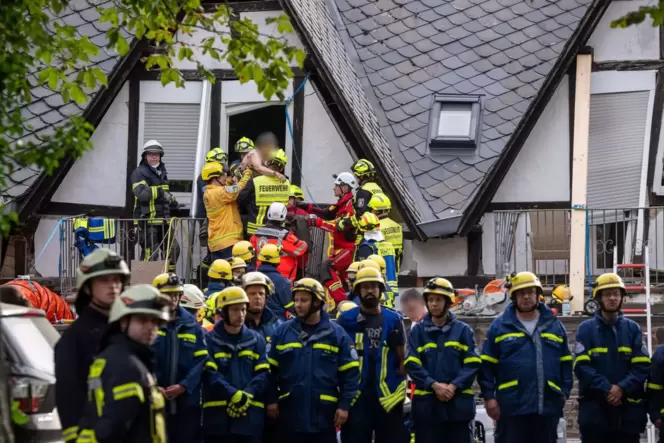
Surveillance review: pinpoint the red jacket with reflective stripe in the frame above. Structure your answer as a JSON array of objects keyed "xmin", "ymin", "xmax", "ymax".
[
  {"xmin": 306, "ymin": 193, "xmax": 356, "ymax": 251},
  {"xmin": 250, "ymin": 224, "xmax": 308, "ymax": 281}
]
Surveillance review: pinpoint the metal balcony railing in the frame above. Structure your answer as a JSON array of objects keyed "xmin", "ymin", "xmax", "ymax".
[
  {"xmin": 494, "ymin": 207, "xmax": 664, "ymax": 288},
  {"xmin": 58, "ymin": 217, "xmax": 328, "ymax": 295}
]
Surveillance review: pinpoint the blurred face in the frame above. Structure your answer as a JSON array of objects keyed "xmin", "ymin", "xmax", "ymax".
[
  {"xmin": 402, "ymin": 298, "xmax": 426, "ymax": 322},
  {"xmin": 90, "ymin": 274, "xmax": 123, "ymax": 308},
  {"xmin": 123, "ymin": 315, "xmax": 162, "ymax": 345},
  {"xmin": 514, "ymin": 287, "xmax": 538, "ymax": 313},
  {"xmin": 293, "ymin": 291, "xmax": 313, "ymax": 317},
  {"xmin": 426, "ymin": 293, "xmax": 447, "ymax": 318},
  {"xmin": 257, "ymin": 144, "xmax": 276, "ymax": 159},
  {"xmin": 146, "ymin": 152, "xmax": 160, "ymax": 166},
  {"xmin": 232, "ymin": 268, "xmax": 245, "ymax": 279},
  {"xmin": 333, "ymin": 184, "xmax": 343, "ymax": 198},
  {"xmin": 226, "ymin": 304, "xmax": 246, "ymax": 327},
  {"xmin": 289, "ymin": 196, "xmax": 296, "ymax": 206},
  {"xmin": 359, "ymin": 282, "xmax": 380, "ymax": 309},
  {"xmin": 600, "ymin": 288, "xmax": 623, "ymax": 313},
  {"xmin": 246, "ymin": 285, "xmax": 266, "ymax": 314},
  {"xmin": 166, "ymin": 291, "xmax": 182, "ymax": 313}
]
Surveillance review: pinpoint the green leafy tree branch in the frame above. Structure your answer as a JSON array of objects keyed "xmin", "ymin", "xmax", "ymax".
[{"xmin": 611, "ymin": 2, "xmax": 664, "ymax": 28}]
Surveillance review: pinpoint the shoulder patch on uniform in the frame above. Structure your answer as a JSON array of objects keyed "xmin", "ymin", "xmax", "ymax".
[
  {"xmin": 225, "ymin": 185, "xmax": 239, "ymax": 193},
  {"xmin": 350, "ymin": 348, "xmax": 359, "ymax": 361},
  {"xmin": 642, "ymin": 344, "xmax": 649, "ymax": 355},
  {"xmin": 357, "ymin": 198, "xmax": 365, "ymax": 208},
  {"xmin": 574, "ymin": 342, "xmax": 585, "ymax": 355},
  {"xmin": 266, "ymin": 342, "xmax": 272, "ymax": 354}
]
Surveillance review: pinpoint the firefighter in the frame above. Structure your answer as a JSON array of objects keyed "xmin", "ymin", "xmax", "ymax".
[
  {"xmin": 400, "ymin": 288, "xmax": 426, "ymax": 324},
  {"xmin": 203, "ymin": 161, "xmax": 254, "ymax": 260},
  {"xmin": 288, "ymin": 184, "xmax": 308, "ymax": 217},
  {"xmin": 229, "ymin": 160, "xmax": 243, "ymax": 184},
  {"xmin": 229, "ymin": 257, "xmax": 248, "ymax": 285},
  {"xmin": 75, "ymin": 284, "xmax": 169, "ymax": 443},
  {"xmin": 368, "ymin": 193, "xmax": 403, "ymax": 271},
  {"xmin": 345, "ymin": 261, "xmax": 361, "ymax": 298},
  {"xmin": 151, "ymin": 272, "xmax": 208, "ymax": 442},
  {"xmin": 366, "ymin": 254, "xmax": 398, "ymax": 308},
  {"xmin": 405, "ymin": 278, "xmax": 481, "ymax": 442},
  {"xmin": 351, "ymin": 159, "xmax": 383, "ymax": 219},
  {"xmin": 353, "ymin": 259, "xmax": 397, "ymax": 308},
  {"xmin": 648, "ymin": 335, "xmax": 664, "ymax": 441},
  {"xmin": 335, "ymin": 300, "xmax": 357, "ymax": 319},
  {"xmin": 55, "ymin": 250, "xmax": 130, "ymax": 442},
  {"xmin": 250, "ymin": 202, "xmax": 308, "ymax": 282},
  {"xmin": 239, "ymin": 149, "xmax": 291, "ymax": 237},
  {"xmin": 196, "ymin": 148, "xmax": 229, "ymax": 260},
  {"xmin": 268, "ymin": 277, "xmax": 360, "ymax": 443},
  {"xmin": 204, "ymin": 259, "xmax": 234, "ymax": 298},
  {"xmin": 234, "ymin": 135, "xmax": 283, "ymax": 178},
  {"xmin": 256, "ymin": 244, "xmax": 294, "ymax": 320},
  {"xmin": 181, "ymin": 283, "xmax": 207, "ymax": 323},
  {"xmin": 575, "ymin": 273, "xmax": 650, "ymax": 443},
  {"xmin": 201, "ymin": 286, "xmax": 270, "ymax": 443},
  {"xmin": 478, "ymin": 271, "xmax": 573, "ymax": 443},
  {"xmin": 297, "ymin": 172, "xmax": 358, "ymax": 304},
  {"xmin": 131, "ymin": 140, "xmax": 180, "ymax": 271},
  {"xmin": 336, "ymin": 267, "xmax": 408, "ymax": 443},
  {"xmin": 234, "ymin": 240, "xmax": 257, "ymax": 270},
  {"xmin": 184, "ymin": 283, "xmax": 214, "ymax": 330}
]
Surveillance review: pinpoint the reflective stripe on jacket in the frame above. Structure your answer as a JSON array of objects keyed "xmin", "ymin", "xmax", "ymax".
[
  {"xmin": 239, "ymin": 175, "xmax": 290, "ymax": 235},
  {"xmin": 337, "ymin": 306, "xmax": 407, "ymax": 412},
  {"xmin": 257, "ymin": 264, "xmax": 294, "ymax": 321},
  {"xmin": 478, "ymin": 303, "xmax": 573, "ymax": 418},
  {"xmin": 204, "ymin": 170, "xmax": 253, "ymax": 252},
  {"xmin": 405, "ymin": 312, "xmax": 479, "ymax": 423},
  {"xmin": 574, "ymin": 313, "xmax": 650, "ymax": 433},
  {"xmin": 131, "ymin": 162, "xmax": 170, "ymax": 222},
  {"xmin": 379, "ymin": 217, "xmax": 403, "ymax": 269}
]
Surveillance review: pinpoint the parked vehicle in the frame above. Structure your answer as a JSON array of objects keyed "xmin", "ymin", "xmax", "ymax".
[{"xmin": 2, "ymin": 303, "xmax": 64, "ymax": 442}]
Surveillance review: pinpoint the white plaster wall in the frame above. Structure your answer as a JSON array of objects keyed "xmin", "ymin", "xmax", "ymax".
[
  {"xmin": 301, "ymin": 83, "xmax": 354, "ymax": 203},
  {"xmin": 411, "ymin": 237, "xmax": 468, "ymax": 276},
  {"xmin": 481, "ymin": 213, "xmax": 496, "ymax": 276},
  {"xmin": 173, "ymin": 10, "xmax": 304, "ymax": 70},
  {"xmin": 492, "ymin": 79, "xmax": 570, "ymax": 203},
  {"xmin": 51, "ymin": 83, "xmax": 129, "ymax": 206},
  {"xmin": 587, "ymin": 0, "xmax": 659, "ymax": 62}
]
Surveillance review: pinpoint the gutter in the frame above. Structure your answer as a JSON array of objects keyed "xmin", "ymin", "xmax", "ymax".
[{"xmin": 416, "ymin": 215, "xmax": 462, "ymax": 239}]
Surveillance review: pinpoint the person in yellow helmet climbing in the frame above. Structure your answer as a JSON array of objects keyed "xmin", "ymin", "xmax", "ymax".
[
  {"xmin": 202, "ymin": 160, "xmax": 253, "ymax": 260},
  {"xmin": 351, "ymin": 158, "xmax": 383, "ymax": 219},
  {"xmin": 368, "ymin": 192, "xmax": 403, "ymax": 271}
]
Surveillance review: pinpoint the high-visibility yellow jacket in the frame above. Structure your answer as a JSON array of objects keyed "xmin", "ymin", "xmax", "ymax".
[{"xmin": 204, "ymin": 170, "xmax": 253, "ymax": 252}]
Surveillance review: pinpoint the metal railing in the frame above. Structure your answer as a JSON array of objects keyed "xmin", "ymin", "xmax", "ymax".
[
  {"xmin": 494, "ymin": 207, "xmax": 664, "ymax": 287},
  {"xmin": 58, "ymin": 217, "xmax": 328, "ymax": 295}
]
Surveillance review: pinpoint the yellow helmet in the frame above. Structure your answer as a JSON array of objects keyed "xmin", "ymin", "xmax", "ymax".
[
  {"xmin": 358, "ymin": 212, "xmax": 381, "ymax": 232},
  {"xmin": 228, "ymin": 257, "xmax": 247, "ymax": 270},
  {"xmin": 347, "ymin": 261, "xmax": 361, "ymax": 275},
  {"xmin": 216, "ymin": 287, "xmax": 249, "ymax": 310},
  {"xmin": 232, "ymin": 241, "xmax": 255, "ymax": 261},
  {"xmin": 181, "ymin": 284, "xmax": 206, "ymax": 310},
  {"xmin": 423, "ymin": 277, "xmax": 456, "ymax": 304},
  {"xmin": 353, "ymin": 267, "xmax": 386, "ymax": 292},
  {"xmin": 367, "ymin": 254, "xmax": 386, "ymax": 273},
  {"xmin": 205, "ymin": 293, "xmax": 219, "ymax": 319},
  {"xmin": 152, "ymin": 273, "xmax": 184, "ymax": 294},
  {"xmin": 109, "ymin": 284, "xmax": 170, "ymax": 323},
  {"xmin": 205, "ymin": 147, "xmax": 227, "ymax": 164},
  {"xmin": 202, "ymin": 161, "xmax": 226, "ymax": 181},
  {"xmin": 242, "ymin": 271, "xmax": 271, "ymax": 292},
  {"xmin": 76, "ymin": 249, "xmax": 130, "ymax": 291},
  {"xmin": 235, "ymin": 137, "xmax": 255, "ymax": 153},
  {"xmin": 208, "ymin": 259, "xmax": 232, "ymax": 280},
  {"xmin": 289, "ymin": 184, "xmax": 304, "ymax": 200},
  {"xmin": 592, "ymin": 273, "xmax": 627, "ymax": 298},
  {"xmin": 358, "ymin": 259, "xmax": 381, "ymax": 271},
  {"xmin": 368, "ymin": 193, "xmax": 391, "ymax": 213},
  {"xmin": 267, "ymin": 149, "xmax": 288, "ymax": 169},
  {"xmin": 552, "ymin": 285, "xmax": 571, "ymax": 303},
  {"xmin": 351, "ymin": 159, "xmax": 376, "ymax": 179},
  {"xmin": 336, "ymin": 300, "xmax": 358, "ymax": 318},
  {"xmin": 292, "ymin": 278, "xmax": 326, "ymax": 302},
  {"xmin": 258, "ymin": 244, "xmax": 281, "ymax": 265},
  {"xmin": 506, "ymin": 271, "xmax": 543, "ymax": 296}
]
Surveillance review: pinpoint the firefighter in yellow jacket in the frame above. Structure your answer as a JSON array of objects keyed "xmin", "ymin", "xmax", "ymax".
[
  {"xmin": 368, "ymin": 193, "xmax": 403, "ymax": 271},
  {"xmin": 203, "ymin": 160, "xmax": 253, "ymax": 260}
]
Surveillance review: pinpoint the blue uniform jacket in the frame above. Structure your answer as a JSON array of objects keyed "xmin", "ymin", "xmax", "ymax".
[
  {"xmin": 202, "ymin": 322, "xmax": 270, "ymax": 438},
  {"xmin": 195, "ymin": 175, "xmax": 207, "ymax": 219},
  {"xmin": 257, "ymin": 264, "xmax": 293, "ymax": 320},
  {"xmin": 152, "ymin": 306, "xmax": 208, "ymax": 412},
  {"xmin": 405, "ymin": 312, "xmax": 480, "ymax": 423},
  {"xmin": 268, "ymin": 311, "xmax": 360, "ymax": 433},
  {"xmin": 647, "ymin": 345, "xmax": 664, "ymax": 425},
  {"xmin": 245, "ymin": 307, "xmax": 283, "ymax": 342},
  {"xmin": 204, "ymin": 280, "xmax": 231, "ymax": 299},
  {"xmin": 574, "ymin": 313, "xmax": 650, "ymax": 433},
  {"xmin": 478, "ymin": 303, "xmax": 573, "ymax": 418},
  {"xmin": 348, "ymin": 282, "xmax": 397, "ymax": 307},
  {"xmin": 337, "ymin": 306, "xmax": 407, "ymax": 413},
  {"xmin": 355, "ymin": 240, "xmax": 398, "ymax": 296}
]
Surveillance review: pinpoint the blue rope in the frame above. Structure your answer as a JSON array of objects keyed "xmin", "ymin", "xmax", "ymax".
[
  {"xmin": 284, "ymin": 72, "xmax": 316, "ymax": 199},
  {"xmin": 585, "ymin": 209, "xmax": 591, "ymax": 291}
]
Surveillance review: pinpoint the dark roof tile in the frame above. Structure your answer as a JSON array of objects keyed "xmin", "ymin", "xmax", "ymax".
[
  {"xmin": 402, "ymin": 147, "xmax": 422, "ymax": 162},
  {"xmin": 403, "ymin": 1, "xmax": 429, "ymax": 14},
  {"xmin": 555, "ymin": 12, "xmax": 580, "ymax": 27},
  {"xmin": 411, "ymin": 158, "xmax": 439, "ymax": 173},
  {"xmin": 447, "ymin": 26, "xmax": 473, "ymax": 40},
  {"xmin": 427, "ymin": 182, "xmax": 453, "ymax": 199},
  {"xmin": 360, "ymin": 2, "xmax": 382, "ymax": 16},
  {"xmin": 415, "ymin": 173, "xmax": 439, "ymax": 189},
  {"xmin": 484, "ymin": 81, "xmax": 509, "ymax": 96},
  {"xmin": 384, "ymin": 35, "xmax": 408, "ymax": 50},
  {"xmin": 393, "ymin": 89, "xmax": 417, "ymax": 105},
  {"xmin": 524, "ymin": 9, "xmax": 548, "ymax": 23},
  {"xmin": 448, "ymin": 12, "xmax": 473, "ymax": 25},
  {"xmin": 387, "ymin": 20, "xmax": 410, "ymax": 35},
  {"xmin": 403, "ymin": 15, "xmax": 427, "ymax": 29},
  {"xmin": 402, "ymin": 114, "xmax": 428, "ymax": 131},
  {"xmin": 441, "ymin": 56, "xmax": 465, "ymax": 71},
  {"xmin": 540, "ymin": 17, "xmax": 563, "ymax": 32},
  {"xmin": 414, "ymin": 38, "xmax": 441, "ymax": 53},
  {"xmin": 408, "ymin": 84, "xmax": 434, "ymax": 99},
  {"xmin": 472, "ymin": 58, "xmax": 494, "ymax": 73},
  {"xmin": 390, "ymin": 6, "xmax": 414, "ymax": 19},
  {"xmin": 475, "ymin": 43, "xmax": 501, "ymax": 57},
  {"xmin": 461, "ymin": 19, "xmax": 485, "ymax": 33},
  {"xmin": 409, "ymin": 69, "xmax": 433, "ymax": 83},
  {"xmin": 343, "ymin": 8, "xmax": 367, "ymax": 22},
  {"xmin": 376, "ymin": 0, "xmax": 398, "ymax": 10},
  {"xmin": 380, "ymin": 96, "xmax": 401, "ymax": 111},
  {"xmin": 383, "ymin": 50, "xmax": 408, "ymax": 64},
  {"xmin": 394, "ymin": 75, "xmax": 418, "ymax": 90},
  {"xmin": 460, "ymin": 34, "xmax": 484, "ymax": 49},
  {"xmin": 428, "ymin": 165, "xmax": 456, "ymax": 181},
  {"xmin": 469, "ymin": 74, "xmax": 495, "ymax": 88},
  {"xmin": 401, "ymin": 29, "xmax": 426, "ymax": 44},
  {"xmin": 457, "ymin": 49, "xmax": 482, "ymax": 64},
  {"xmin": 434, "ymin": 3, "xmax": 458, "ymax": 16},
  {"xmin": 402, "ymin": 100, "xmax": 428, "ymax": 116},
  {"xmin": 365, "ymin": 56, "xmax": 391, "ymax": 71},
  {"xmin": 374, "ymin": 12, "xmax": 398, "ymax": 26},
  {"xmin": 412, "ymin": 53, "xmax": 436, "ymax": 68},
  {"xmin": 460, "ymin": 166, "xmax": 485, "ymax": 183},
  {"xmin": 386, "ymin": 107, "xmax": 411, "ymax": 123}
]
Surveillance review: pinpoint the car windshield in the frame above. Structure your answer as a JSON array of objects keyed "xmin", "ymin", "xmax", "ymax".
[{"xmin": 2, "ymin": 315, "xmax": 60, "ymax": 375}]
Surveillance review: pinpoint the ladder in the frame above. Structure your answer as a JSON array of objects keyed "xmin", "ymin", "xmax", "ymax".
[{"xmin": 612, "ymin": 245, "xmax": 654, "ymax": 443}]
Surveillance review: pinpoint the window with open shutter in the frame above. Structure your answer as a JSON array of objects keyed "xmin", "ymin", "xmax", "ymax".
[
  {"xmin": 587, "ymin": 91, "xmax": 649, "ymax": 210},
  {"xmin": 142, "ymin": 103, "xmax": 200, "ymax": 193}
]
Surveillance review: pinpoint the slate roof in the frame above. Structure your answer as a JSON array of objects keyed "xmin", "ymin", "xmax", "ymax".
[
  {"xmin": 285, "ymin": 0, "xmax": 593, "ymax": 227},
  {"xmin": 2, "ymin": 0, "xmax": 129, "ymax": 203}
]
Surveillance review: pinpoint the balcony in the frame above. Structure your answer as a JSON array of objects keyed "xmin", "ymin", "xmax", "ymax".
[{"xmin": 493, "ymin": 208, "xmax": 664, "ymax": 289}]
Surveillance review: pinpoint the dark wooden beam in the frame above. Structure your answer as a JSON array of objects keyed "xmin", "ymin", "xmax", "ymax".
[
  {"xmin": 291, "ymin": 75, "xmax": 305, "ymax": 186},
  {"xmin": 133, "ymin": 67, "xmax": 305, "ymax": 82},
  {"xmin": 125, "ymin": 75, "xmax": 140, "ymax": 217},
  {"xmin": 203, "ymin": 0, "xmax": 281, "ymax": 12},
  {"xmin": 466, "ymin": 225, "xmax": 482, "ymax": 276},
  {"xmin": 210, "ymin": 81, "xmax": 222, "ymax": 149},
  {"xmin": 486, "ymin": 201, "xmax": 571, "ymax": 211},
  {"xmin": 593, "ymin": 59, "xmax": 664, "ymax": 71},
  {"xmin": 40, "ymin": 203, "xmax": 127, "ymax": 218}
]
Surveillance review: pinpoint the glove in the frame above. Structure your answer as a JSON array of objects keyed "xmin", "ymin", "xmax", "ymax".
[
  {"xmin": 230, "ymin": 390, "xmax": 252, "ymax": 413},
  {"xmin": 162, "ymin": 191, "xmax": 174, "ymax": 202},
  {"xmin": 226, "ymin": 403, "xmax": 248, "ymax": 418}
]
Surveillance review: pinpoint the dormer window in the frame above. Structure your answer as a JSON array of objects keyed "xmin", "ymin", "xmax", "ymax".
[{"xmin": 429, "ymin": 95, "xmax": 481, "ymax": 151}]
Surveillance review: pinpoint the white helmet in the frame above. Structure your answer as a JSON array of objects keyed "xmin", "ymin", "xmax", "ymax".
[
  {"xmin": 181, "ymin": 284, "xmax": 205, "ymax": 310},
  {"xmin": 142, "ymin": 140, "xmax": 164, "ymax": 156},
  {"xmin": 267, "ymin": 202, "xmax": 288, "ymax": 222},
  {"xmin": 334, "ymin": 172, "xmax": 357, "ymax": 189}
]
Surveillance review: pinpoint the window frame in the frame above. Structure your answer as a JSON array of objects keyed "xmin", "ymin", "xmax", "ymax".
[{"xmin": 428, "ymin": 94, "xmax": 482, "ymax": 151}]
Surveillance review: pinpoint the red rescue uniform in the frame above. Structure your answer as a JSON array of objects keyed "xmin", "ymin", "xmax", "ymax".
[{"xmin": 250, "ymin": 223, "xmax": 308, "ymax": 282}]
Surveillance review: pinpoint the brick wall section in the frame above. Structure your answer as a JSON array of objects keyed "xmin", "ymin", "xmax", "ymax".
[{"xmin": 458, "ymin": 314, "xmax": 664, "ymax": 438}]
